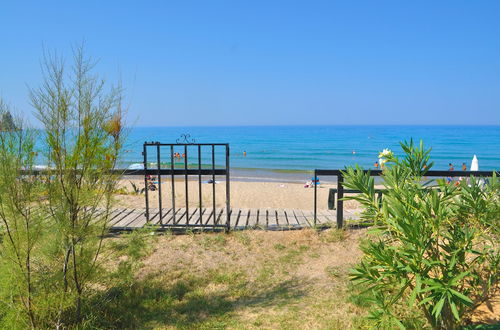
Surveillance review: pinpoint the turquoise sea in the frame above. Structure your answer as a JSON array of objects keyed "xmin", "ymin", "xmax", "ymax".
[{"xmin": 119, "ymin": 126, "xmax": 499, "ymax": 182}]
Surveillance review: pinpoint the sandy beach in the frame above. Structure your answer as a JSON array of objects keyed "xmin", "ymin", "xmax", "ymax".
[{"xmin": 114, "ymin": 177, "xmax": 362, "ymax": 211}]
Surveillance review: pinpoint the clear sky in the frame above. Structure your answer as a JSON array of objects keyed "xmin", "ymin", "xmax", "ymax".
[{"xmin": 0, "ymin": 1, "xmax": 499, "ymax": 126}]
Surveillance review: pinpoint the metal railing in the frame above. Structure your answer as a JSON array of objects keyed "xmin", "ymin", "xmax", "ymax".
[
  {"xmin": 142, "ymin": 141, "xmax": 230, "ymax": 230},
  {"xmin": 313, "ymin": 169, "xmax": 499, "ymax": 229}
]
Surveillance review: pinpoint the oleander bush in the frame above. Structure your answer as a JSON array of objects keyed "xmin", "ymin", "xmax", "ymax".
[{"xmin": 343, "ymin": 140, "xmax": 499, "ymax": 329}]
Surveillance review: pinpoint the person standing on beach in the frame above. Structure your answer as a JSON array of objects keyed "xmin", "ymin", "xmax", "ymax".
[
  {"xmin": 459, "ymin": 162, "xmax": 467, "ymax": 184},
  {"xmin": 447, "ymin": 163, "xmax": 454, "ymax": 183}
]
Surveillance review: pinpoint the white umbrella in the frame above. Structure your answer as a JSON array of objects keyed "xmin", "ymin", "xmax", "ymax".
[
  {"xmin": 127, "ymin": 163, "xmax": 144, "ymax": 170},
  {"xmin": 470, "ymin": 155, "xmax": 478, "ymax": 171}
]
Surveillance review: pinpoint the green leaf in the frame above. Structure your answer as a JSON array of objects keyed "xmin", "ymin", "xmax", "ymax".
[
  {"xmin": 450, "ymin": 300, "xmax": 460, "ymax": 321},
  {"xmin": 432, "ymin": 296, "xmax": 446, "ymax": 317},
  {"xmin": 450, "ymin": 271, "xmax": 470, "ymax": 286},
  {"xmin": 449, "ymin": 289, "xmax": 473, "ymax": 305},
  {"xmin": 408, "ymin": 275, "xmax": 421, "ymax": 307}
]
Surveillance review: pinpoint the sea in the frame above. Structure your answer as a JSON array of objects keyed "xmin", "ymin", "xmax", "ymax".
[{"xmin": 118, "ymin": 125, "xmax": 500, "ymax": 183}]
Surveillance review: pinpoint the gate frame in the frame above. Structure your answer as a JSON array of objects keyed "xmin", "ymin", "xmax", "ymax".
[{"xmin": 142, "ymin": 141, "xmax": 231, "ymax": 230}]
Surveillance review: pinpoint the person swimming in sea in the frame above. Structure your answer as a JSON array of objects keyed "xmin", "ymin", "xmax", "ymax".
[{"xmin": 243, "ymin": 151, "xmax": 247, "ymax": 157}]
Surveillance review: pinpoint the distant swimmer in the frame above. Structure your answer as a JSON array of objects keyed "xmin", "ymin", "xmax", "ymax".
[{"xmin": 243, "ymin": 151, "xmax": 247, "ymax": 157}]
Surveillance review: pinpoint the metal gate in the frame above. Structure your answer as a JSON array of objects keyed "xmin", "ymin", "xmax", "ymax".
[{"xmin": 142, "ymin": 135, "xmax": 230, "ymax": 230}]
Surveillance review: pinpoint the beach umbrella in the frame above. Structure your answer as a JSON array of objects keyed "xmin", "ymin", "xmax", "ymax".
[
  {"xmin": 127, "ymin": 163, "xmax": 144, "ymax": 170},
  {"xmin": 470, "ymin": 155, "xmax": 479, "ymax": 171}
]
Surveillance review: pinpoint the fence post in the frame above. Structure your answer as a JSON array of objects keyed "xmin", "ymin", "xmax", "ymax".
[
  {"xmin": 336, "ymin": 172, "xmax": 344, "ymax": 229},
  {"xmin": 226, "ymin": 145, "xmax": 231, "ymax": 231},
  {"xmin": 143, "ymin": 143, "xmax": 149, "ymax": 222},
  {"xmin": 156, "ymin": 143, "xmax": 162, "ymax": 223}
]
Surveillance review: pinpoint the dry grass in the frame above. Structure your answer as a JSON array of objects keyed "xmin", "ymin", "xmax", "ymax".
[
  {"xmin": 95, "ymin": 228, "xmax": 499, "ymax": 329},
  {"xmin": 96, "ymin": 228, "xmax": 369, "ymax": 329}
]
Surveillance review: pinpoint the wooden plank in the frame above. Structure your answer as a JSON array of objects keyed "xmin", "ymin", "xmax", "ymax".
[
  {"xmin": 151, "ymin": 208, "xmax": 172, "ymax": 225},
  {"xmin": 147, "ymin": 208, "xmax": 162, "ymax": 224},
  {"xmin": 215, "ymin": 208, "xmax": 225, "ymax": 225},
  {"xmin": 267, "ymin": 209, "xmax": 278, "ymax": 228},
  {"xmin": 111, "ymin": 209, "xmax": 136, "ymax": 227},
  {"xmin": 246, "ymin": 209, "xmax": 258, "ymax": 228},
  {"xmin": 114, "ymin": 210, "xmax": 144, "ymax": 228},
  {"xmin": 232, "ymin": 208, "xmax": 243, "ymax": 229},
  {"xmin": 185, "ymin": 208, "xmax": 201, "ymax": 225},
  {"xmin": 276, "ymin": 209, "xmax": 289, "ymax": 227},
  {"xmin": 173, "ymin": 208, "xmax": 187, "ymax": 226},
  {"xmin": 159, "ymin": 208, "xmax": 178, "ymax": 225},
  {"xmin": 106, "ymin": 208, "xmax": 125, "ymax": 225},
  {"xmin": 301, "ymin": 210, "xmax": 315, "ymax": 227},
  {"xmin": 106, "ymin": 207, "xmax": 350, "ymax": 231},
  {"xmin": 284, "ymin": 208, "xmax": 301, "ymax": 227},
  {"xmin": 239, "ymin": 209, "xmax": 250, "ymax": 229},
  {"xmin": 319, "ymin": 210, "xmax": 335, "ymax": 222},
  {"xmin": 293, "ymin": 209, "xmax": 311, "ymax": 227},
  {"xmin": 203, "ymin": 208, "xmax": 215, "ymax": 226},
  {"xmin": 258, "ymin": 208, "xmax": 269, "ymax": 228},
  {"xmin": 312, "ymin": 211, "xmax": 329, "ymax": 224},
  {"xmin": 319, "ymin": 210, "xmax": 336, "ymax": 224},
  {"xmin": 128, "ymin": 212, "xmax": 148, "ymax": 228},
  {"xmin": 191, "ymin": 208, "xmax": 207, "ymax": 225}
]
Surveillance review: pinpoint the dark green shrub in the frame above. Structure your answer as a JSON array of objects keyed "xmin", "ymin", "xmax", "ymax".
[{"xmin": 344, "ymin": 140, "xmax": 499, "ymax": 329}]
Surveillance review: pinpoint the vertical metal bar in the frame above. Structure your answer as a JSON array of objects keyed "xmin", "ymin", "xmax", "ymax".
[
  {"xmin": 337, "ymin": 172, "xmax": 344, "ymax": 229},
  {"xmin": 198, "ymin": 145, "xmax": 202, "ymax": 224},
  {"xmin": 225, "ymin": 145, "xmax": 230, "ymax": 231},
  {"xmin": 171, "ymin": 145, "xmax": 176, "ymax": 224},
  {"xmin": 212, "ymin": 145, "xmax": 216, "ymax": 223},
  {"xmin": 313, "ymin": 170, "xmax": 317, "ymax": 227},
  {"xmin": 156, "ymin": 143, "xmax": 163, "ymax": 224},
  {"xmin": 185, "ymin": 145, "xmax": 189, "ymax": 225},
  {"xmin": 143, "ymin": 143, "xmax": 149, "ymax": 221}
]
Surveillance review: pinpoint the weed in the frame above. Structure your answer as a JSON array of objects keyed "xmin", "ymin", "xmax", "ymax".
[
  {"xmin": 232, "ymin": 231, "xmax": 252, "ymax": 246},
  {"xmin": 320, "ymin": 228, "xmax": 348, "ymax": 243},
  {"xmin": 274, "ymin": 243, "xmax": 286, "ymax": 251},
  {"xmin": 199, "ymin": 234, "xmax": 227, "ymax": 249},
  {"xmin": 325, "ymin": 266, "xmax": 342, "ymax": 279}
]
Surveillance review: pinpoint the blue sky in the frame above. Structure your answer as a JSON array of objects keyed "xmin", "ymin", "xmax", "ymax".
[{"xmin": 0, "ymin": 1, "xmax": 499, "ymax": 126}]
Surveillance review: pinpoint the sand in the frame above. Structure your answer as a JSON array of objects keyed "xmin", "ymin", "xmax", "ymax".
[{"xmin": 114, "ymin": 177, "xmax": 361, "ymax": 211}]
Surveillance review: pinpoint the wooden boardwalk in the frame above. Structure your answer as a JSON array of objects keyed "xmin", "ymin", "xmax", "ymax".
[{"xmin": 108, "ymin": 208, "xmax": 361, "ymax": 232}]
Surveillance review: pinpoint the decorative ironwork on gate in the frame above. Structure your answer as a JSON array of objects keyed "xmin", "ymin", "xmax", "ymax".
[{"xmin": 142, "ymin": 138, "xmax": 230, "ymax": 230}]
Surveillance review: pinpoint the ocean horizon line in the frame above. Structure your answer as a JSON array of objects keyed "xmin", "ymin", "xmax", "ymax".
[{"xmin": 129, "ymin": 124, "xmax": 500, "ymax": 129}]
